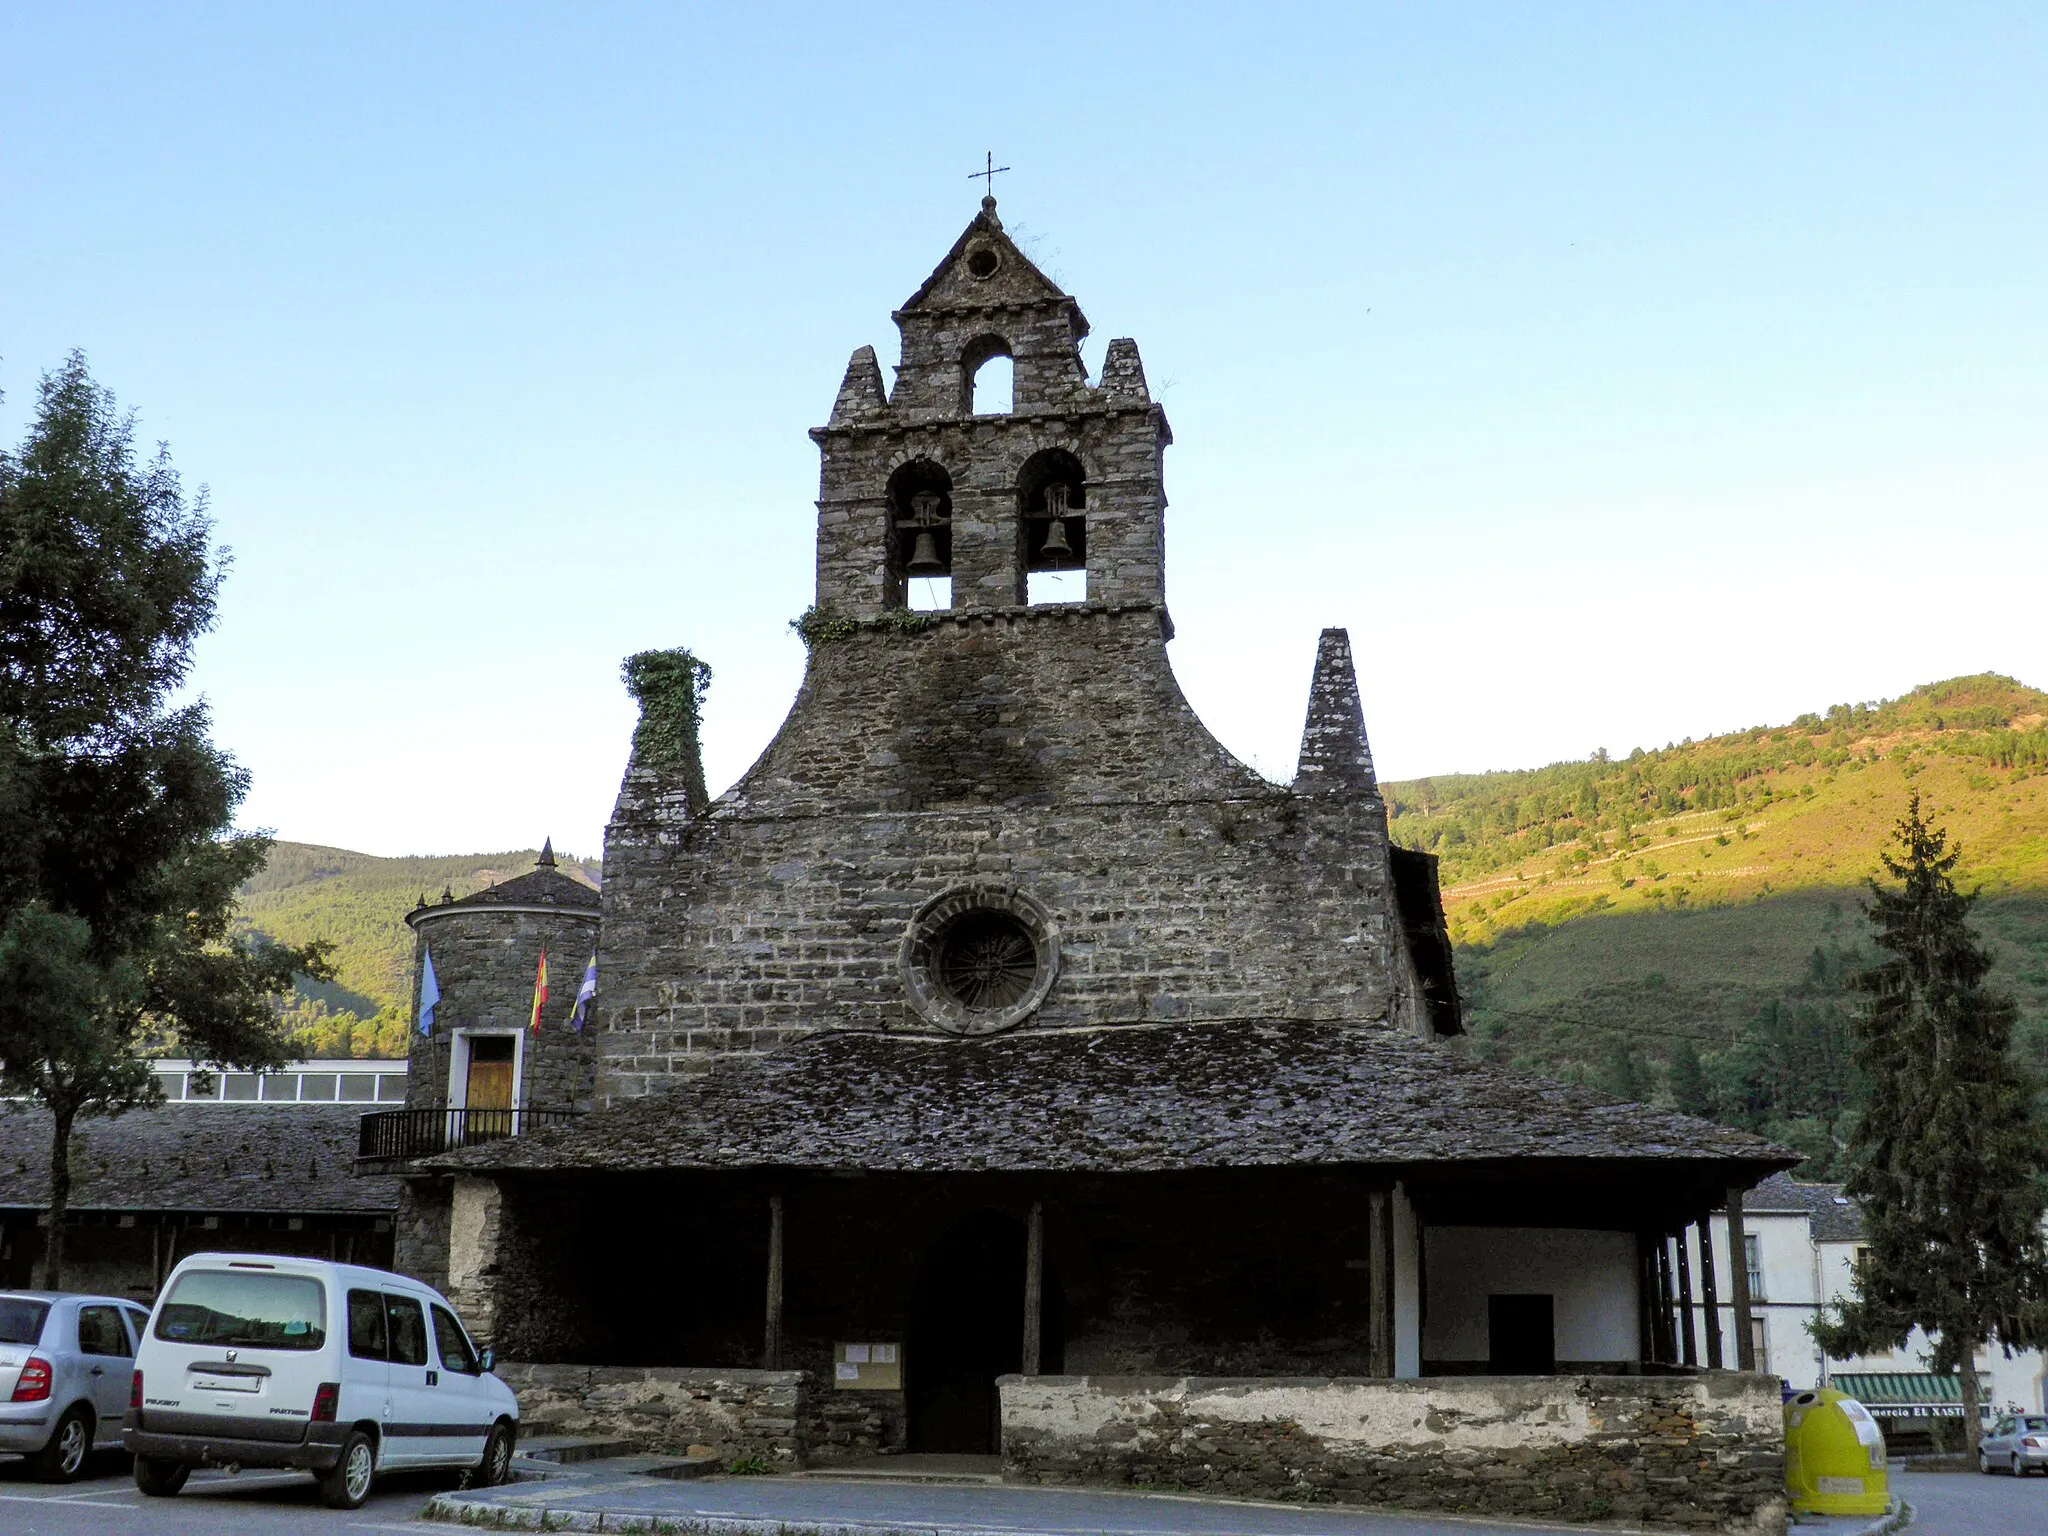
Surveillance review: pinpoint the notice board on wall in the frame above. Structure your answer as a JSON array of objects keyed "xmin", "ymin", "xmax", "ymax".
[{"xmin": 833, "ymin": 1342, "xmax": 901, "ymax": 1390}]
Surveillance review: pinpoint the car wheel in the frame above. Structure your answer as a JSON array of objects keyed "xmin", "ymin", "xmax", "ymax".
[
  {"xmin": 2015, "ymin": 1454, "xmax": 2026, "ymax": 1477},
  {"xmin": 318, "ymin": 1429, "xmax": 377, "ymax": 1510},
  {"xmin": 466, "ymin": 1420, "xmax": 515, "ymax": 1488},
  {"xmin": 134, "ymin": 1455, "xmax": 191, "ymax": 1497},
  {"xmin": 30, "ymin": 1405, "xmax": 93, "ymax": 1482},
  {"xmin": 1980, "ymin": 1449, "xmax": 1993, "ymax": 1474}
]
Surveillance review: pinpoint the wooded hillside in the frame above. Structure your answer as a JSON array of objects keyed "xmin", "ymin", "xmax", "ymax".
[
  {"xmin": 237, "ymin": 842, "xmax": 599, "ymax": 1058},
  {"xmin": 1385, "ymin": 674, "xmax": 2048, "ymax": 1173}
]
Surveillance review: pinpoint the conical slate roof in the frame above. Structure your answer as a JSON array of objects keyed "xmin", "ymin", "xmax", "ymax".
[{"xmin": 405, "ymin": 843, "xmax": 599, "ymax": 926}]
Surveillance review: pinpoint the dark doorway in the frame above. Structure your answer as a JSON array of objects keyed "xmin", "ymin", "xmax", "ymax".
[
  {"xmin": 907, "ymin": 1211, "xmax": 1025, "ymax": 1453},
  {"xmin": 1488, "ymin": 1293, "xmax": 1556, "ymax": 1374}
]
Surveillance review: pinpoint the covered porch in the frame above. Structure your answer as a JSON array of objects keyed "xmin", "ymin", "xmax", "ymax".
[{"xmin": 435, "ymin": 1154, "xmax": 1778, "ymax": 1459}]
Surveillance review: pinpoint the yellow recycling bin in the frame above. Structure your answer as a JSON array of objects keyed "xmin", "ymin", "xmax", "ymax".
[{"xmin": 1784, "ymin": 1387, "xmax": 1890, "ymax": 1516}]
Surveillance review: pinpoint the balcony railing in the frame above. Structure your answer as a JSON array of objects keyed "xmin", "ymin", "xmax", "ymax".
[{"xmin": 356, "ymin": 1106, "xmax": 584, "ymax": 1164}]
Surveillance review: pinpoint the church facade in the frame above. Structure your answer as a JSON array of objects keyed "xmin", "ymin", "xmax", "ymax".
[{"xmin": 376, "ymin": 200, "xmax": 1792, "ymax": 1528}]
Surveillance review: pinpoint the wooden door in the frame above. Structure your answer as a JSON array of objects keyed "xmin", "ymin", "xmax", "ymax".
[{"xmin": 464, "ymin": 1037, "xmax": 515, "ymax": 1142}]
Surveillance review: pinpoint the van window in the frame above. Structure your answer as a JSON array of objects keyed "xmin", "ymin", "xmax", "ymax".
[
  {"xmin": 431, "ymin": 1306, "xmax": 479, "ymax": 1375},
  {"xmin": 385, "ymin": 1295, "xmax": 429, "ymax": 1367},
  {"xmin": 156, "ymin": 1270, "xmax": 327, "ymax": 1351},
  {"xmin": 348, "ymin": 1289, "xmax": 388, "ymax": 1360},
  {"xmin": 0, "ymin": 1298, "xmax": 49, "ymax": 1345},
  {"xmin": 78, "ymin": 1305, "xmax": 130, "ymax": 1357}
]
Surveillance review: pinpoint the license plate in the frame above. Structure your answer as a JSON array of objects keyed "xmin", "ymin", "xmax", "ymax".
[{"xmin": 191, "ymin": 1374, "xmax": 261, "ymax": 1393}]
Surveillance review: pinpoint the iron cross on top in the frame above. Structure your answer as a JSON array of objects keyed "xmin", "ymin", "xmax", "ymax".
[{"xmin": 970, "ymin": 152, "xmax": 1010, "ymax": 197}]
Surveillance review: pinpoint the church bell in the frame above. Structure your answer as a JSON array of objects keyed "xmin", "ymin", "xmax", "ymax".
[
  {"xmin": 1039, "ymin": 518, "xmax": 1073, "ymax": 559},
  {"xmin": 907, "ymin": 530, "xmax": 945, "ymax": 575}
]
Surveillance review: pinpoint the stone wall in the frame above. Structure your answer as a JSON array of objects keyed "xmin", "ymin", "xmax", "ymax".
[
  {"xmin": 999, "ymin": 1374, "xmax": 1787, "ymax": 1536},
  {"xmin": 493, "ymin": 1363, "xmax": 893, "ymax": 1467},
  {"xmin": 496, "ymin": 1363, "xmax": 811, "ymax": 1465},
  {"xmin": 394, "ymin": 1177, "xmax": 453, "ymax": 1293},
  {"xmin": 446, "ymin": 1176, "xmax": 600, "ymax": 1362},
  {"xmin": 600, "ymin": 610, "xmax": 1429, "ymax": 1102}
]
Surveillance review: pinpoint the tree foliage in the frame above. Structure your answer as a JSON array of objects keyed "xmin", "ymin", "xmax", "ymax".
[
  {"xmin": 0, "ymin": 353, "xmax": 329, "ymax": 1286},
  {"xmin": 622, "ymin": 646, "xmax": 712, "ymax": 810},
  {"xmin": 1812, "ymin": 796, "xmax": 2048, "ymax": 1451}
]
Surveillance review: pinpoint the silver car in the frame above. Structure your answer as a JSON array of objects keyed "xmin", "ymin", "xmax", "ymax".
[
  {"xmin": 0, "ymin": 1291, "xmax": 152, "ymax": 1481},
  {"xmin": 1979, "ymin": 1412, "xmax": 2048, "ymax": 1476}
]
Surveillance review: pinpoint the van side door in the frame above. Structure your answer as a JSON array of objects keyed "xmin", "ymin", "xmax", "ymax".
[
  {"xmin": 343, "ymin": 1288, "xmax": 392, "ymax": 1456},
  {"xmin": 380, "ymin": 1292, "xmax": 436, "ymax": 1465},
  {"xmin": 429, "ymin": 1304, "xmax": 492, "ymax": 1463}
]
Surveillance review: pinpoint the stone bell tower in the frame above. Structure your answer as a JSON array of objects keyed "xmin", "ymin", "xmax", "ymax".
[{"xmin": 811, "ymin": 196, "xmax": 1170, "ymax": 616}]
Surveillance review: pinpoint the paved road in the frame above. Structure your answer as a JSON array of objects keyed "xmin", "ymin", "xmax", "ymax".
[
  {"xmin": 0, "ymin": 1450, "xmax": 473, "ymax": 1534},
  {"xmin": 9, "ymin": 1453, "xmax": 2046, "ymax": 1536},
  {"xmin": 1897, "ymin": 1467, "xmax": 2048, "ymax": 1536}
]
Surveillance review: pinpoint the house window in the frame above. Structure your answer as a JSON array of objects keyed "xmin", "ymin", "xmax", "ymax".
[
  {"xmin": 1744, "ymin": 1234, "xmax": 1765, "ymax": 1299},
  {"xmin": 1751, "ymin": 1316, "xmax": 1770, "ymax": 1373}
]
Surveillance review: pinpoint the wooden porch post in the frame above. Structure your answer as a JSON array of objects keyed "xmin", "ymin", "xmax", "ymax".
[
  {"xmin": 1696, "ymin": 1217, "xmax": 1724, "ymax": 1368},
  {"xmin": 1674, "ymin": 1229, "xmax": 1697, "ymax": 1367},
  {"xmin": 1653, "ymin": 1233, "xmax": 1677, "ymax": 1363},
  {"xmin": 1368, "ymin": 1189, "xmax": 1395, "ymax": 1377},
  {"xmin": 1022, "ymin": 1200, "xmax": 1044, "ymax": 1376},
  {"xmin": 1636, "ymin": 1235, "xmax": 1658, "ymax": 1364},
  {"xmin": 1726, "ymin": 1188, "xmax": 1756, "ymax": 1371},
  {"xmin": 764, "ymin": 1192, "xmax": 785, "ymax": 1370}
]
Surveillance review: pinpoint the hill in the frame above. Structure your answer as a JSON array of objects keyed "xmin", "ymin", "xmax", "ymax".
[
  {"xmin": 1385, "ymin": 674, "xmax": 2048, "ymax": 1173},
  {"xmin": 236, "ymin": 842, "xmax": 600, "ymax": 1058}
]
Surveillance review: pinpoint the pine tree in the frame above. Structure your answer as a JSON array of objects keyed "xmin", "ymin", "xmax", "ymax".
[
  {"xmin": 0, "ymin": 353, "xmax": 330, "ymax": 1286},
  {"xmin": 1668, "ymin": 1038, "xmax": 1714, "ymax": 1117},
  {"xmin": 1812, "ymin": 795, "xmax": 2048, "ymax": 1456}
]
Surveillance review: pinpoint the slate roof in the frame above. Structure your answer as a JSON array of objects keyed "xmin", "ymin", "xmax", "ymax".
[
  {"xmin": 0, "ymin": 1105, "xmax": 397, "ymax": 1215},
  {"xmin": 1745, "ymin": 1169, "xmax": 1867, "ymax": 1241},
  {"xmin": 406, "ymin": 843, "xmax": 600, "ymax": 924},
  {"xmin": 433, "ymin": 1018, "xmax": 1793, "ymax": 1177}
]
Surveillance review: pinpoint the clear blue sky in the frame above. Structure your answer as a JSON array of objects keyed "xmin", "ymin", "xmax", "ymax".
[{"xmin": 3, "ymin": 3, "xmax": 2043, "ymax": 858}]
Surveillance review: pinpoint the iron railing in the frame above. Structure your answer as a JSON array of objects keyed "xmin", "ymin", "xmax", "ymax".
[{"xmin": 356, "ymin": 1107, "xmax": 583, "ymax": 1163}]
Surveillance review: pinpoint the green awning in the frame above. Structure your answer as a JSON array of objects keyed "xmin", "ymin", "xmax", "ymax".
[{"xmin": 1831, "ymin": 1371, "xmax": 1962, "ymax": 1405}]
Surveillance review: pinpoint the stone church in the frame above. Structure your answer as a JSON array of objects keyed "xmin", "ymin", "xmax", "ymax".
[{"xmin": 375, "ymin": 198, "xmax": 1792, "ymax": 1526}]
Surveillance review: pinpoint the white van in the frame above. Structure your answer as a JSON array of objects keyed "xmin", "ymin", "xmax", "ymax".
[{"xmin": 124, "ymin": 1253, "xmax": 519, "ymax": 1509}]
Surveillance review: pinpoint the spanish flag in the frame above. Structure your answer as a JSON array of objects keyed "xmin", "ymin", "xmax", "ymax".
[{"xmin": 528, "ymin": 946, "xmax": 549, "ymax": 1035}]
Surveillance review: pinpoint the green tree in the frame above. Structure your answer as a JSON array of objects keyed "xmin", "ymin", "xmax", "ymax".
[
  {"xmin": 0, "ymin": 353, "xmax": 329, "ymax": 1287},
  {"xmin": 1668, "ymin": 1038, "xmax": 1713, "ymax": 1117},
  {"xmin": 1812, "ymin": 796, "xmax": 2048, "ymax": 1454}
]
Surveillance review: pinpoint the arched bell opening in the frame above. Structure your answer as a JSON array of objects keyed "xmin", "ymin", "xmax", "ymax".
[
  {"xmin": 1017, "ymin": 448, "xmax": 1087, "ymax": 606},
  {"xmin": 887, "ymin": 458, "xmax": 954, "ymax": 611},
  {"xmin": 961, "ymin": 334, "xmax": 1014, "ymax": 416}
]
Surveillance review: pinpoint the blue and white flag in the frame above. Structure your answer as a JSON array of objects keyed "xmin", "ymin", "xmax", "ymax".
[
  {"xmin": 567, "ymin": 952, "xmax": 598, "ymax": 1032},
  {"xmin": 418, "ymin": 947, "xmax": 441, "ymax": 1035}
]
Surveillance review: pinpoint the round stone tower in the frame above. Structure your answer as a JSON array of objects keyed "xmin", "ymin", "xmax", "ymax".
[{"xmin": 389, "ymin": 841, "xmax": 601, "ymax": 1287}]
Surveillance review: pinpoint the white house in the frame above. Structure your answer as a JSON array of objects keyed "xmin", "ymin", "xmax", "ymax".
[{"xmin": 1678, "ymin": 1173, "xmax": 2047, "ymax": 1434}]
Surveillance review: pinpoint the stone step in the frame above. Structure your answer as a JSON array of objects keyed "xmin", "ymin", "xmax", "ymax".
[
  {"xmin": 637, "ymin": 1453, "xmax": 725, "ymax": 1480},
  {"xmin": 797, "ymin": 1454, "xmax": 1004, "ymax": 1487},
  {"xmin": 519, "ymin": 1434, "xmax": 644, "ymax": 1464}
]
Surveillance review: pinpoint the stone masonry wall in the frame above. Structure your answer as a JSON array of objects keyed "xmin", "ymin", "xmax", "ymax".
[
  {"xmin": 495, "ymin": 1364, "xmax": 812, "ymax": 1465},
  {"xmin": 393, "ymin": 1177, "xmax": 452, "ymax": 1293},
  {"xmin": 599, "ymin": 610, "xmax": 1418, "ymax": 1100},
  {"xmin": 404, "ymin": 906, "xmax": 601, "ymax": 1113},
  {"xmin": 1000, "ymin": 1374, "xmax": 1787, "ymax": 1536}
]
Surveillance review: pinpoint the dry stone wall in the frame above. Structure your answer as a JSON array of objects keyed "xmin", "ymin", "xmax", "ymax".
[
  {"xmin": 1000, "ymin": 1374, "xmax": 1787, "ymax": 1535},
  {"xmin": 495, "ymin": 1363, "xmax": 811, "ymax": 1465}
]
